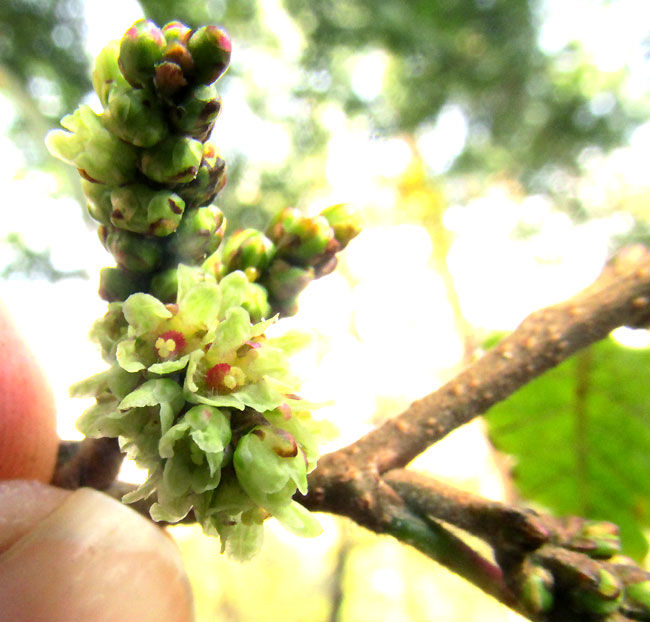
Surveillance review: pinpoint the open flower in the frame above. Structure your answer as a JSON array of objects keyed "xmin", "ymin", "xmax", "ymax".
[
  {"xmin": 183, "ymin": 308, "xmax": 310, "ymax": 414},
  {"xmin": 116, "ymin": 265, "xmax": 222, "ymax": 374}
]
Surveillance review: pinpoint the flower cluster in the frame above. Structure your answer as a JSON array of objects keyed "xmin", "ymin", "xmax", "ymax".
[
  {"xmin": 73, "ymin": 265, "xmax": 329, "ymax": 559},
  {"xmin": 46, "ymin": 19, "xmax": 229, "ymax": 303},
  {"xmin": 47, "ymin": 18, "xmax": 362, "ymax": 558}
]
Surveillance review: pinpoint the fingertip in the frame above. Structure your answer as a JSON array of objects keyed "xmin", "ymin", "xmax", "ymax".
[
  {"xmin": 0, "ymin": 301, "xmax": 59, "ymax": 482},
  {"xmin": 0, "ymin": 483, "xmax": 194, "ymax": 622}
]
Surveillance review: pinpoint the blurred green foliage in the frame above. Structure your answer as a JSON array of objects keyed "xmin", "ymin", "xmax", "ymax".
[
  {"xmin": 486, "ymin": 339, "xmax": 650, "ymax": 560},
  {"xmin": 286, "ymin": 0, "xmax": 639, "ymax": 184},
  {"xmin": 0, "ymin": 0, "xmax": 89, "ymax": 162},
  {"xmin": 0, "ymin": 233, "xmax": 87, "ymax": 281}
]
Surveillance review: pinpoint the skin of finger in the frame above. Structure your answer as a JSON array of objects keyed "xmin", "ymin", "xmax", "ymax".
[
  {"xmin": 0, "ymin": 483, "xmax": 194, "ymax": 622},
  {"xmin": 0, "ymin": 301, "xmax": 59, "ymax": 482},
  {"xmin": 0, "ymin": 481, "xmax": 70, "ymax": 553}
]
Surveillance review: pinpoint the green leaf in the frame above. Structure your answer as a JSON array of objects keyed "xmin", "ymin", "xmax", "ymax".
[
  {"xmin": 122, "ymin": 293, "xmax": 171, "ymax": 335},
  {"xmin": 176, "ymin": 264, "xmax": 210, "ymax": 301},
  {"xmin": 184, "ymin": 350, "xmax": 204, "ymax": 394},
  {"xmin": 76, "ymin": 399, "xmax": 128, "ymax": 438},
  {"xmin": 69, "ymin": 369, "xmax": 112, "ymax": 398},
  {"xmin": 159, "ymin": 421, "xmax": 191, "ymax": 459},
  {"xmin": 71, "ymin": 364, "xmax": 140, "ymax": 400},
  {"xmin": 106, "ymin": 366, "xmax": 142, "ymax": 399},
  {"xmin": 220, "ymin": 521, "xmax": 265, "ymax": 561},
  {"xmin": 148, "ymin": 355, "xmax": 190, "ymax": 375},
  {"xmin": 485, "ymin": 338, "xmax": 650, "ymax": 559},
  {"xmin": 122, "ymin": 467, "xmax": 161, "ymax": 503},
  {"xmin": 179, "ymin": 281, "xmax": 221, "ymax": 328},
  {"xmin": 149, "ymin": 495, "xmax": 193, "ymax": 523},
  {"xmin": 46, "ymin": 105, "xmax": 138, "ymax": 185},
  {"xmin": 185, "ymin": 405, "xmax": 231, "ymax": 455},
  {"xmin": 219, "ymin": 271, "xmax": 249, "ymax": 316},
  {"xmin": 162, "ymin": 454, "xmax": 192, "ymax": 497},
  {"xmin": 207, "ymin": 306, "xmax": 251, "ymax": 361},
  {"xmin": 272, "ymin": 500, "xmax": 322, "ymax": 538},
  {"xmin": 191, "ymin": 465, "xmax": 222, "ymax": 494},
  {"xmin": 234, "ymin": 379, "xmax": 284, "ymax": 412},
  {"xmin": 265, "ymin": 330, "xmax": 311, "ymax": 355},
  {"xmin": 119, "ymin": 378, "xmax": 184, "ymax": 412},
  {"xmin": 187, "ymin": 391, "xmax": 247, "ymax": 411},
  {"xmin": 116, "ymin": 340, "xmax": 146, "ymax": 373}
]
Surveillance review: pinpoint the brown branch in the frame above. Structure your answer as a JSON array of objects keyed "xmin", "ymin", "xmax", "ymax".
[
  {"xmin": 383, "ymin": 469, "xmax": 549, "ymax": 553},
  {"xmin": 51, "ymin": 437, "xmax": 123, "ymax": 490},
  {"xmin": 301, "ymin": 245, "xmax": 650, "ymax": 524}
]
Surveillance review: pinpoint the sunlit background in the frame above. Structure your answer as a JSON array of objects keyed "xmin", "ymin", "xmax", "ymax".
[{"xmin": 1, "ymin": 0, "xmax": 650, "ymax": 620}]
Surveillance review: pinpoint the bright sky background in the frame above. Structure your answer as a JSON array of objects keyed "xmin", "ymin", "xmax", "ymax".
[{"xmin": 0, "ymin": 2, "xmax": 649, "ymax": 619}]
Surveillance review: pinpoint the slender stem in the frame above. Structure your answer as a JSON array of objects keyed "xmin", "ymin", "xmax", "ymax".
[
  {"xmin": 384, "ymin": 469, "xmax": 549, "ymax": 553},
  {"xmin": 384, "ymin": 504, "xmax": 520, "ymax": 612},
  {"xmin": 328, "ymin": 528, "xmax": 353, "ymax": 622},
  {"xmin": 52, "ymin": 437, "xmax": 123, "ymax": 490}
]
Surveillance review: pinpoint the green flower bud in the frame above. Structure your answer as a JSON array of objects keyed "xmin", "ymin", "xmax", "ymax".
[
  {"xmin": 573, "ymin": 568, "xmax": 623, "ymax": 615},
  {"xmin": 158, "ymin": 405, "xmax": 231, "ymax": 498},
  {"xmin": 140, "ymin": 135, "xmax": 203, "ymax": 184},
  {"xmin": 267, "ymin": 208, "xmax": 338, "ymax": 267},
  {"xmin": 202, "ymin": 249, "xmax": 225, "ymax": 281},
  {"xmin": 100, "ymin": 225, "xmax": 163, "ymax": 274},
  {"xmin": 263, "ymin": 259, "xmax": 314, "ymax": 301},
  {"xmin": 46, "ymin": 105, "xmax": 138, "ymax": 185},
  {"xmin": 162, "ymin": 21, "xmax": 192, "ymax": 44},
  {"xmin": 272, "ymin": 295, "xmax": 300, "ymax": 318},
  {"xmin": 118, "ymin": 19, "xmax": 166, "ymax": 88},
  {"xmin": 154, "ymin": 60, "xmax": 188, "ymax": 99},
  {"xmin": 159, "ymin": 22, "xmax": 194, "ymax": 87},
  {"xmin": 170, "ymin": 84, "xmax": 221, "ymax": 141},
  {"xmin": 235, "ymin": 426, "xmax": 304, "ymax": 494},
  {"xmin": 92, "ymin": 40, "xmax": 129, "ymax": 107},
  {"xmin": 89, "ymin": 301, "xmax": 128, "ymax": 363},
  {"xmin": 187, "ymin": 26, "xmax": 231, "ymax": 85},
  {"xmin": 313, "ymin": 255, "xmax": 338, "ymax": 278},
  {"xmin": 149, "ymin": 268, "xmax": 179, "ymax": 304},
  {"xmin": 233, "ymin": 426, "xmax": 320, "ymax": 537},
  {"xmin": 110, "ymin": 185, "xmax": 185, "ymax": 236},
  {"xmin": 174, "ymin": 142, "xmax": 226, "ymax": 209},
  {"xmin": 266, "ymin": 207, "xmax": 301, "ymax": 241},
  {"xmin": 98, "ymin": 266, "xmax": 148, "ymax": 303},
  {"xmin": 223, "ymin": 229, "xmax": 275, "ymax": 281},
  {"xmin": 520, "ymin": 565, "xmax": 554, "ymax": 615},
  {"xmin": 167, "ymin": 205, "xmax": 226, "ymax": 262},
  {"xmin": 102, "ymin": 86, "xmax": 168, "ymax": 147},
  {"xmin": 580, "ymin": 521, "xmax": 622, "ymax": 559},
  {"xmin": 241, "ymin": 282, "xmax": 272, "ymax": 323},
  {"xmin": 81, "ymin": 179, "xmax": 113, "ymax": 224},
  {"xmin": 623, "ymin": 580, "xmax": 650, "ymax": 619},
  {"xmin": 320, "ymin": 203, "xmax": 362, "ymax": 249}
]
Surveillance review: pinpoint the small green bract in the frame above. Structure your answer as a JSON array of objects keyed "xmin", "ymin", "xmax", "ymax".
[{"xmin": 73, "ymin": 265, "xmax": 327, "ymax": 559}]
